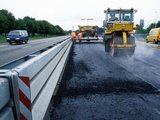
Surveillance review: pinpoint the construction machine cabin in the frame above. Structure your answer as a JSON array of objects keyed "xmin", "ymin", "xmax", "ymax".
[{"xmin": 103, "ymin": 8, "xmax": 137, "ymax": 49}]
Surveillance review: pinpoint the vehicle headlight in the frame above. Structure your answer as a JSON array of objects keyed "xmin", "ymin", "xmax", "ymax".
[
  {"xmin": 16, "ymin": 38, "xmax": 20, "ymax": 40},
  {"xmin": 6, "ymin": 38, "xmax": 10, "ymax": 40}
]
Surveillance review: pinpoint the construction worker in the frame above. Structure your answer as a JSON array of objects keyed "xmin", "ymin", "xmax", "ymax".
[
  {"xmin": 78, "ymin": 32, "xmax": 83, "ymax": 41},
  {"xmin": 71, "ymin": 32, "xmax": 76, "ymax": 41}
]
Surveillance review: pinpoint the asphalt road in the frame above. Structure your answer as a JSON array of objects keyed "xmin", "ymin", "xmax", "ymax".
[
  {"xmin": 0, "ymin": 36, "xmax": 69, "ymax": 67},
  {"xmin": 47, "ymin": 40, "xmax": 160, "ymax": 120}
]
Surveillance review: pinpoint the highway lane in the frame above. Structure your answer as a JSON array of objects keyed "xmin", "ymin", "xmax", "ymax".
[
  {"xmin": 0, "ymin": 36, "xmax": 69, "ymax": 67},
  {"xmin": 47, "ymin": 40, "xmax": 160, "ymax": 120}
]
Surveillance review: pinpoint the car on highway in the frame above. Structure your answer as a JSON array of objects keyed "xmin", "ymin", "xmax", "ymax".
[{"xmin": 6, "ymin": 30, "xmax": 29, "ymax": 44}]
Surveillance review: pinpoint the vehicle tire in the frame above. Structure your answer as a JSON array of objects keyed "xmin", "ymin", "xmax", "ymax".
[
  {"xmin": 25, "ymin": 40, "xmax": 28, "ymax": 44},
  {"xmin": 157, "ymin": 41, "xmax": 159, "ymax": 44},
  {"xmin": 9, "ymin": 42, "xmax": 12, "ymax": 45},
  {"xmin": 16, "ymin": 41, "xmax": 20, "ymax": 45}
]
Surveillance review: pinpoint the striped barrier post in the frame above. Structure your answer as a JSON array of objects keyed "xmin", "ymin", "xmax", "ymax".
[{"xmin": 18, "ymin": 76, "xmax": 32, "ymax": 120}]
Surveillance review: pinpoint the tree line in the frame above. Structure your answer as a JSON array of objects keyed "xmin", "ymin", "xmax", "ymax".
[
  {"xmin": 136, "ymin": 21, "xmax": 160, "ymax": 34},
  {"xmin": 0, "ymin": 9, "xmax": 65, "ymax": 37}
]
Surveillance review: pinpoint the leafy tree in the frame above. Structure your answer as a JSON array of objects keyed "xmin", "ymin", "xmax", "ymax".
[
  {"xmin": 15, "ymin": 18, "xmax": 27, "ymax": 30},
  {"xmin": 65, "ymin": 30, "xmax": 72, "ymax": 35},
  {"xmin": 37, "ymin": 21, "xmax": 43, "ymax": 35},
  {"xmin": 42, "ymin": 20, "xmax": 51, "ymax": 36},
  {"xmin": 23, "ymin": 16, "xmax": 36, "ymax": 36},
  {"xmin": 146, "ymin": 23, "xmax": 156, "ymax": 33},
  {"xmin": 55, "ymin": 25, "xmax": 65, "ymax": 35},
  {"xmin": 37, "ymin": 20, "xmax": 52, "ymax": 36},
  {"xmin": 7, "ymin": 12, "xmax": 16, "ymax": 31},
  {"xmin": 0, "ymin": 9, "xmax": 66, "ymax": 37},
  {"xmin": 34, "ymin": 21, "xmax": 40, "ymax": 34},
  {"xmin": 54, "ymin": 26, "xmax": 60, "ymax": 35},
  {"xmin": 156, "ymin": 21, "xmax": 160, "ymax": 28},
  {"xmin": 0, "ymin": 9, "xmax": 16, "ymax": 36},
  {"xmin": 0, "ymin": 11, "xmax": 8, "ymax": 35}
]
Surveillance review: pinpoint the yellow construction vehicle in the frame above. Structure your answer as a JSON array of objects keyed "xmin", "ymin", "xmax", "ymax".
[
  {"xmin": 78, "ymin": 25, "xmax": 98, "ymax": 41},
  {"xmin": 103, "ymin": 8, "xmax": 138, "ymax": 56},
  {"xmin": 146, "ymin": 27, "xmax": 160, "ymax": 44}
]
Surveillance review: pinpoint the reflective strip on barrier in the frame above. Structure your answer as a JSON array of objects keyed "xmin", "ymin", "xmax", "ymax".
[{"xmin": 18, "ymin": 76, "xmax": 32, "ymax": 120}]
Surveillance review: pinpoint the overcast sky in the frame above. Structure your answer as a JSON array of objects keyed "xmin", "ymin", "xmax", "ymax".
[{"xmin": 0, "ymin": 0, "xmax": 160, "ymax": 30}]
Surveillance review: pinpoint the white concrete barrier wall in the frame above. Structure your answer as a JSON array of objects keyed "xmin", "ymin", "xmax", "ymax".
[
  {"xmin": 0, "ymin": 76, "xmax": 15, "ymax": 120},
  {"xmin": 0, "ymin": 38, "xmax": 72, "ymax": 120},
  {"xmin": 0, "ymin": 77, "xmax": 10, "ymax": 110},
  {"xmin": 32, "ymin": 40, "xmax": 72, "ymax": 120},
  {"xmin": 13, "ymin": 39, "xmax": 72, "ymax": 119}
]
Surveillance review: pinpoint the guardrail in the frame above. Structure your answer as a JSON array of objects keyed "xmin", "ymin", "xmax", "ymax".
[{"xmin": 0, "ymin": 38, "xmax": 72, "ymax": 120}]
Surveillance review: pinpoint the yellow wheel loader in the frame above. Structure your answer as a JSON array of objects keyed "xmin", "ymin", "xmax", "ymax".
[
  {"xmin": 103, "ymin": 8, "xmax": 138, "ymax": 56},
  {"xmin": 78, "ymin": 25, "xmax": 98, "ymax": 41}
]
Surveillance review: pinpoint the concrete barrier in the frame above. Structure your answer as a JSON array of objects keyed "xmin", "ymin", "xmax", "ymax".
[
  {"xmin": 0, "ymin": 77, "xmax": 14, "ymax": 120},
  {"xmin": 0, "ymin": 71, "xmax": 19, "ymax": 120},
  {"xmin": 0, "ymin": 38, "xmax": 72, "ymax": 120}
]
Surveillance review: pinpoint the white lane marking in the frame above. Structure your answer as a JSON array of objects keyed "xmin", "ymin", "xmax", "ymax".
[
  {"xmin": 0, "ymin": 45, "xmax": 8, "ymax": 48},
  {"xmin": 22, "ymin": 45, "xmax": 31, "ymax": 49}
]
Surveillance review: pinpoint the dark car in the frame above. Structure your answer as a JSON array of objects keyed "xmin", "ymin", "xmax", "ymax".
[{"xmin": 6, "ymin": 30, "xmax": 29, "ymax": 44}]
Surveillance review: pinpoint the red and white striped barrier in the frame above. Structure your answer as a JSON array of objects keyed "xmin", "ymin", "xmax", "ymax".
[{"xmin": 18, "ymin": 76, "xmax": 32, "ymax": 120}]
